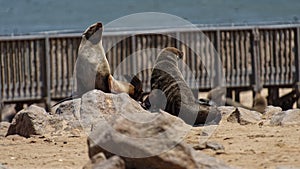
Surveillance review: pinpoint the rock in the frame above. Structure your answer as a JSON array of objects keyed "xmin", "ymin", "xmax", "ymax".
[
  {"xmin": 54, "ymin": 99, "xmax": 82, "ymax": 130},
  {"xmin": 83, "ymin": 153, "xmax": 107, "ymax": 169},
  {"xmin": 6, "ymin": 105, "xmax": 52, "ymax": 137},
  {"xmin": 227, "ymin": 107, "xmax": 262, "ymax": 125},
  {"xmin": 217, "ymin": 106, "xmax": 236, "ymax": 123},
  {"xmin": 80, "ymin": 89, "xmax": 147, "ymax": 132},
  {"xmin": 193, "ymin": 141, "xmax": 224, "ymax": 151},
  {"xmin": 270, "ymin": 109, "xmax": 300, "ymax": 126},
  {"xmin": 84, "ymin": 155, "xmax": 125, "ymax": 169},
  {"xmin": 263, "ymin": 106, "xmax": 282, "ymax": 120},
  {"xmin": 205, "ymin": 141, "xmax": 225, "ymax": 151},
  {"xmin": 6, "ymin": 104, "xmax": 82, "ymax": 138},
  {"xmin": 0, "ymin": 122, "xmax": 10, "ymax": 137},
  {"xmin": 85, "ymin": 90, "xmax": 231, "ymax": 169},
  {"xmin": 0, "ymin": 164, "xmax": 8, "ymax": 169}
]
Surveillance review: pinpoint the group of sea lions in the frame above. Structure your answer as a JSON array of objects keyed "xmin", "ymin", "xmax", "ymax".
[{"xmin": 63, "ymin": 22, "xmax": 222, "ymax": 126}]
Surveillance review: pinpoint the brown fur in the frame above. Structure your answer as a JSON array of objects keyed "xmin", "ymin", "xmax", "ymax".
[
  {"xmin": 151, "ymin": 47, "xmax": 221, "ymax": 125},
  {"xmin": 253, "ymin": 92, "xmax": 267, "ymax": 113}
]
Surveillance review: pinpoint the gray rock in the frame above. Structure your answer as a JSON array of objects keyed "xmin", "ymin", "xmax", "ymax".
[
  {"xmin": 227, "ymin": 107, "xmax": 262, "ymax": 125},
  {"xmin": 6, "ymin": 104, "xmax": 82, "ymax": 138},
  {"xmin": 85, "ymin": 90, "xmax": 231, "ymax": 169},
  {"xmin": 263, "ymin": 106, "xmax": 282, "ymax": 120},
  {"xmin": 0, "ymin": 122, "xmax": 10, "ymax": 137},
  {"xmin": 54, "ymin": 98, "xmax": 82, "ymax": 130},
  {"xmin": 83, "ymin": 153, "xmax": 107, "ymax": 169},
  {"xmin": 0, "ymin": 164, "xmax": 8, "ymax": 169},
  {"xmin": 193, "ymin": 141, "xmax": 224, "ymax": 151},
  {"xmin": 6, "ymin": 105, "xmax": 52, "ymax": 137},
  {"xmin": 271, "ymin": 109, "xmax": 300, "ymax": 126},
  {"xmin": 84, "ymin": 156, "xmax": 125, "ymax": 169}
]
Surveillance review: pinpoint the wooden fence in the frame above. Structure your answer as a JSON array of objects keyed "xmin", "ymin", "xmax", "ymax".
[{"xmin": 1, "ymin": 24, "xmax": 300, "ymax": 110}]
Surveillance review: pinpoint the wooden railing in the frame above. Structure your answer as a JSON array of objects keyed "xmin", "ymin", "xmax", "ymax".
[{"xmin": 1, "ymin": 24, "xmax": 300, "ymax": 109}]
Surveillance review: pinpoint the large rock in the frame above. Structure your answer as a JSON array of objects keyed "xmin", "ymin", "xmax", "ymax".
[
  {"xmin": 227, "ymin": 107, "xmax": 262, "ymax": 125},
  {"xmin": 6, "ymin": 105, "xmax": 54, "ymax": 137},
  {"xmin": 83, "ymin": 155, "xmax": 125, "ymax": 169},
  {"xmin": 84, "ymin": 90, "xmax": 231, "ymax": 169},
  {"xmin": 6, "ymin": 104, "xmax": 82, "ymax": 138},
  {"xmin": 270, "ymin": 109, "xmax": 300, "ymax": 126},
  {"xmin": 54, "ymin": 98, "xmax": 82, "ymax": 131}
]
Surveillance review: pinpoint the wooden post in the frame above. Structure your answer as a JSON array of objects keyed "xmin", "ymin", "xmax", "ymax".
[
  {"xmin": 44, "ymin": 35, "xmax": 51, "ymax": 112},
  {"xmin": 296, "ymin": 28, "xmax": 300, "ymax": 108},
  {"xmin": 251, "ymin": 28, "xmax": 262, "ymax": 95}
]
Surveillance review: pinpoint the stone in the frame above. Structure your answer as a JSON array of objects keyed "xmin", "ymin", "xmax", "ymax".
[
  {"xmin": 54, "ymin": 98, "xmax": 82, "ymax": 130},
  {"xmin": 6, "ymin": 105, "xmax": 52, "ymax": 138},
  {"xmin": 84, "ymin": 90, "xmax": 231, "ymax": 169},
  {"xmin": 84, "ymin": 155, "xmax": 125, "ymax": 169},
  {"xmin": 83, "ymin": 153, "xmax": 107, "ymax": 169},
  {"xmin": 6, "ymin": 104, "xmax": 82, "ymax": 138},
  {"xmin": 270, "ymin": 109, "xmax": 300, "ymax": 126},
  {"xmin": 227, "ymin": 107, "xmax": 262, "ymax": 125},
  {"xmin": 263, "ymin": 106, "xmax": 282, "ymax": 120},
  {"xmin": 0, "ymin": 122, "xmax": 10, "ymax": 137}
]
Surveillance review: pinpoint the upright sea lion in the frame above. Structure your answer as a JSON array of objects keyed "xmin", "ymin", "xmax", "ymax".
[
  {"xmin": 76, "ymin": 22, "xmax": 111, "ymax": 95},
  {"xmin": 52, "ymin": 22, "xmax": 143, "ymax": 108},
  {"xmin": 150, "ymin": 47, "xmax": 221, "ymax": 125}
]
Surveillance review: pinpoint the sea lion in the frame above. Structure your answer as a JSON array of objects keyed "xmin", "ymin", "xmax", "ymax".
[
  {"xmin": 51, "ymin": 23, "xmax": 143, "ymax": 108},
  {"xmin": 150, "ymin": 47, "xmax": 221, "ymax": 125},
  {"xmin": 252, "ymin": 92, "xmax": 267, "ymax": 113},
  {"xmin": 108, "ymin": 74, "xmax": 143, "ymax": 101},
  {"xmin": 76, "ymin": 22, "xmax": 111, "ymax": 95}
]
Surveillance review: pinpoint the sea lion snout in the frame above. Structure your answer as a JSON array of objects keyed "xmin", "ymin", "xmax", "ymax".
[{"xmin": 83, "ymin": 22, "xmax": 103, "ymax": 40}]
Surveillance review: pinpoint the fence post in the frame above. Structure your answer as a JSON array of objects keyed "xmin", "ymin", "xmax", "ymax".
[
  {"xmin": 214, "ymin": 29, "xmax": 223, "ymax": 87},
  {"xmin": 251, "ymin": 28, "xmax": 262, "ymax": 94},
  {"xmin": 44, "ymin": 35, "xmax": 51, "ymax": 112},
  {"xmin": 296, "ymin": 27, "xmax": 300, "ymax": 108}
]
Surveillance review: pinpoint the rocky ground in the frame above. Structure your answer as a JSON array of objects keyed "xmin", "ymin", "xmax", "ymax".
[{"xmin": 0, "ymin": 90, "xmax": 300, "ymax": 169}]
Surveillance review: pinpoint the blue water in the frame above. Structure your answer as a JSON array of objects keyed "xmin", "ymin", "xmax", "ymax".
[{"xmin": 0, "ymin": 0, "xmax": 300, "ymax": 35}]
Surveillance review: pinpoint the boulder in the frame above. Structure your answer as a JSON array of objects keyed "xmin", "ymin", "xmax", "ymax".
[
  {"xmin": 84, "ymin": 90, "xmax": 231, "ymax": 169},
  {"xmin": 6, "ymin": 105, "xmax": 53, "ymax": 137},
  {"xmin": 270, "ymin": 109, "xmax": 300, "ymax": 126},
  {"xmin": 54, "ymin": 98, "xmax": 82, "ymax": 131},
  {"xmin": 227, "ymin": 107, "xmax": 262, "ymax": 125},
  {"xmin": 6, "ymin": 104, "xmax": 82, "ymax": 138}
]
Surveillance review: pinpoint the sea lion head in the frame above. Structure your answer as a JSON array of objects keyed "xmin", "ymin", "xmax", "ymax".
[
  {"xmin": 82, "ymin": 22, "xmax": 103, "ymax": 44},
  {"xmin": 164, "ymin": 47, "xmax": 183, "ymax": 60},
  {"xmin": 156, "ymin": 47, "xmax": 183, "ymax": 64}
]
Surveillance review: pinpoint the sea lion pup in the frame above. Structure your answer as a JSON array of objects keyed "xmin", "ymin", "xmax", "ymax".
[
  {"xmin": 252, "ymin": 92, "xmax": 267, "ymax": 113},
  {"xmin": 150, "ymin": 47, "xmax": 221, "ymax": 125}
]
